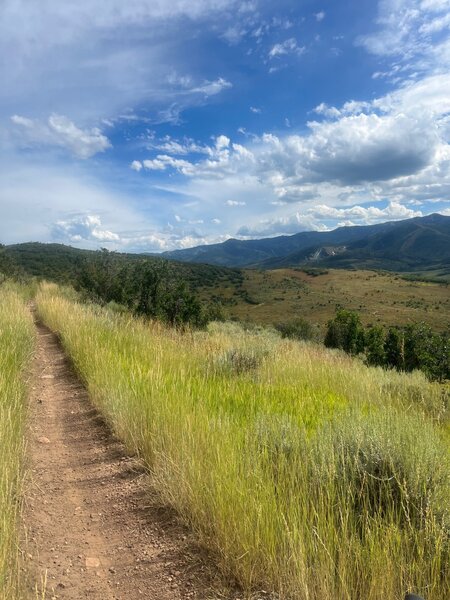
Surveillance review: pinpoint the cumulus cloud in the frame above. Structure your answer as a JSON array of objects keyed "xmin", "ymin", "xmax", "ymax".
[
  {"xmin": 130, "ymin": 160, "xmax": 143, "ymax": 171},
  {"xmin": 49, "ymin": 210, "xmax": 232, "ymax": 252},
  {"xmin": 314, "ymin": 11, "xmax": 326, "ymax": 22},
  {"xmin": 308, "ymin": 201, "xmax": 423, "ymax": 223},
  {"xmin": 235, "ymin": 201, "xmax": 424, "ymax": 238},
  {"xmin": 133, "ymin": 68, "xmax": 449, "ymax": 216},
  {"xmin": 11, "ymin": 114, "xmax": 111, "ymax": 158},
  {"xmin": 225, "ymin": 200, "xmax": 246, "ymax": 206},
  {"xmin": 137, "ymin": 111, "xmax": 438, "ymax": 189},
  {"xmin": 53, "ymin": 215, "xmax": 119, "ymax": 243},
  {"xmin": 295, "ymin": 112, "xmax": 438, "ymax": 184}
]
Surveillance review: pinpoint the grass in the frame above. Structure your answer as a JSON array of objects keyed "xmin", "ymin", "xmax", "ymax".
[
  {"xmin": 36, "ymin": 283, "xmax": 449, "ymax": 599},
  {"xmin": 202, "ymin": 268, "xmax": 450, "ymax": 333},
  {"xmin": 0, "ymin": 283, "xmax": 35, "ymax": 600}
]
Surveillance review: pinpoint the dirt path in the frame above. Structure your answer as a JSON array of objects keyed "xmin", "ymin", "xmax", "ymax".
[{"xmin": 21, "ymin": 319, "xmax": 231, "ymax": 600}]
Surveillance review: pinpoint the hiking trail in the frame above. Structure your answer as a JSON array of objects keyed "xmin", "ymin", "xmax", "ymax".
[{"xmin": 21, "ymin": 317, "xmax": 231, "ymax": 600}]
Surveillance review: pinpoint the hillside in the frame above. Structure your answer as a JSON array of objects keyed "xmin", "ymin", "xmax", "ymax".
[
  {"xmin": 203, "ymin": 268, "xmax": 450, "ymax": 332},
  {"xmin": 3, "ymin": 242, "xmax": 244, "ymax": 289},
  {"xmin": 163, "ymin": 214, "xmax": 450, "ymax": 275},
  {"xmin": 2, "ymin": 241, "xmax": 449, "ymax": 333}
]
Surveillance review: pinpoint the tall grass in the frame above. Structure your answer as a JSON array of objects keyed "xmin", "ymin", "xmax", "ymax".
[
  {"xmin": 37, "ymin": 283, "xmax": 449, "ymax": 599},
  {"xmin": 0, "ymin": 284, "xmax": 35, "ymax": 599}
]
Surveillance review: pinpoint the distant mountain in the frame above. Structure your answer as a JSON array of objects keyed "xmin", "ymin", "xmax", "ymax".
[{"xmin": 163, "ymin": 214, "xmax": 450, "ymax": 273}]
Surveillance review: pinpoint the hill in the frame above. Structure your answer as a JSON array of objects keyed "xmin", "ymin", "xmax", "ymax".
[
  {"xmin": 163, "ymin": 214, "xmax": 450, "ymax": 276},
  {"xmin": 2, "ymin": 242, "xmax": 244, "ymax": 289}
]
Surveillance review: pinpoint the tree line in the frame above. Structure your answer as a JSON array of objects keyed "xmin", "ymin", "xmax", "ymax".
[{"xmin": 324, "ymin": 309, "xmax": 449, "ymax": 382}]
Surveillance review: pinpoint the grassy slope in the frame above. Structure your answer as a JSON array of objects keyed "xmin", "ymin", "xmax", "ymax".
[
  {"xmin": 37, "ymin": 283, "xmax": 449, "ymax": 599},
  {"xmin": 0, "ymin": 285, "xmax": 35, "ymax": 600},
  {"xmin": 203, "ymin": 268, "xmax": 450, "ymax": 332},
  {"xmin": 5, "ymin": 242, "xmax": 450, "ymax": 332}
]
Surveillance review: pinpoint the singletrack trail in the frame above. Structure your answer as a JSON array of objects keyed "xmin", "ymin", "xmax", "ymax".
[{"xmin": 21, "ymin": 318, "xmax": 227, "ymax": 600}]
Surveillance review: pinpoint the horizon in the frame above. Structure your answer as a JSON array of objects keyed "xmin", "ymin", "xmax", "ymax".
[
  {"xmin": 4, "ymin": 212, "xmax": 448, "ymax": 254},
  {"xmin": 1, "ymin": 1, "xmax": 450, "ymax": 252}
]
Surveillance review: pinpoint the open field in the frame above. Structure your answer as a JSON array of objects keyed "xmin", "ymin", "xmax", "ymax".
[
  {"xmin": 0, "ymin": 285, "xmax": 35, "ymax": 600},
  {"xmin": 201, "ymin": 268, "xmax": 450, "ymax": 332},
  {"xmin": 36, "ymin": 282, "xmax": 449, "ymax": 599}
]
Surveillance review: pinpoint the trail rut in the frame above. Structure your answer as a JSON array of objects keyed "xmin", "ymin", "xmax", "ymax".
[{"xmin": 21, "ymin": 318, "xmax": 229, "ymax": 599}]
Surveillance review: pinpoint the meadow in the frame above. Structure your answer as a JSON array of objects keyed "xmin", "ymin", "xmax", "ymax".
[
  {"xmin": 0, "ymin": 285, "xmax": 35, "ymax": 600},
  {"xmin": 205, "ymin": 268, "xmax": 450, "ymax": 332},
  {"xmin": 36, "ymin": 283, "xmax": 449, "ymax": 599}
]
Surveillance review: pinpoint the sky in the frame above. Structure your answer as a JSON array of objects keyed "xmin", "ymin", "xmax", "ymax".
[{"xmin": 1, "ymin": 0, "xmax": 450, "ymax": 251}]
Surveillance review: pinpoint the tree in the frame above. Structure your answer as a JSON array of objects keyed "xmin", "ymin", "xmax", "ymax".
[
  {"xmin": 384, "ymin": 327, "xmax": 405, "ymax": 370},
  {"xmin": 404, "ymin": 323, "xmax": 449, "ymax": 381},
  {"xmin": 365, "ymin": 325, "xmax": 386, "ymax": 366},
  {"xmin": 324, "ymin": 309, "xmax": 365, "ymax": 355}
]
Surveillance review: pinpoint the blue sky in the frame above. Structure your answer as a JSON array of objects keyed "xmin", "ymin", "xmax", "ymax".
[{"xmin": 1, "ymin": 0, "xmax": 450, "ymax": 251}]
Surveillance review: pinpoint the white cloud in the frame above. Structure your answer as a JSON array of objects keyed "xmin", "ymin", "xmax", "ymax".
[
  {"xmin": 11, "ymin": 114, "xmax": 111, "ymax": 159},
  {"xmin": 237, "ymin": 212, "xmax": 322, "ymax": 237},
  {"xmin": 250, "ymin": 106, "xmax": 262, "ymax": 113},
  {"xmin": 128, "ymin": 66, "xmax": 450, "ymax": 235},
  {"xmin": 214, "ymin": 135, "xmax": 230, "ymax": 150},
  {"xmin": 1, "ymin": 0, "xmax": 238, "ymax": 134},
  {"xmin": 0, "ymin": 158, "xmax": 148, "ymax": 247},
  {"xmin": 131, "ymin": 88, "xmax": 447, "ymax": 215},
  {"xmin": 53, "ymin": 215, "xmax": 120, "ymax": 243},
  {"xmin": 357, "ymin": 0, "xmax": 450, "ymax": 79},
  {"xmin": 146, "ymin": 135, "xmax": 210, "ymax": 156},
  {"xmin": 269, "ymin": 38, "xmax": 305, "ymax": 58},
  {"xmin": 130, "ymin": 160, "xmax": 143, "ymax": 171},
  {"xmin": 168, "ymin": 73, "xmax": 232, "ymax": 97},
  {"xmin": 141, "ymin": 155, "xmax": 193, "ymax": 173},
  {"xmin": 308, "ymin": 201, "xmax": 423, "ymax": 223},
  {"xmin": 314, "ymin": 11, "xmax": 326, "ymax": 22}
]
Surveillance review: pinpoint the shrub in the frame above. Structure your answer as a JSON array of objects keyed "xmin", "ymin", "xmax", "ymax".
[{"xmin": 275, "ymin": 317, "xmax": 317, "ymax": 341}]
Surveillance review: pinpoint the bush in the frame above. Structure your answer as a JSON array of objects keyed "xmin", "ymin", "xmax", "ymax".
[
  {"xmin": 322, "ymin": 411, "xmax": 449, "ymax": 532},
  {"xmin": 216, "ymin": 348, "xmax": 267, "ymax": 375},
  {"xmin": 275, "ymin": 317, "xmax": 317, "ymax": 341}
]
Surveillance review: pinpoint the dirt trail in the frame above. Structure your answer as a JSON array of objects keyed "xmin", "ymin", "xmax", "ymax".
[{"xmin": 21, "ymin": 319, "xmax": 229, "ymax": 600}]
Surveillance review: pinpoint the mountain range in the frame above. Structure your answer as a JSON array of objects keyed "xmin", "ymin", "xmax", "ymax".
[{"xmin": 163, "ymin": 213, "xmax": 450, "ymax": 275}]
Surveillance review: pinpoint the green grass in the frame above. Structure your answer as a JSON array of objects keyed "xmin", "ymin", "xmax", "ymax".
[
  {"xmin": 36, "ymin": 283, "xmax": 449, "ymax": 599},
  {"xmin": 0, "ymin": 283, "xmax": 35, "ymax": 600}
]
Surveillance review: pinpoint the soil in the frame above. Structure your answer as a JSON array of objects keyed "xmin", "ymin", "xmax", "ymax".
[{"xmin": 20, "ymin": 318, "xmax": 236, "ymax": 600}]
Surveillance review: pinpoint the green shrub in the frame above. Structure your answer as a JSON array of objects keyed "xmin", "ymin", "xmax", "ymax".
[{"xmin": 275, "ymin": 317, "xmax": 318, "ymax": 341}]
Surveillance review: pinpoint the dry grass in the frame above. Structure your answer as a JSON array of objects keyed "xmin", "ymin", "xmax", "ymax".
[
  {"xmin": 37, "ymin": 283, "xmax": 449, "ymax": 599},
  {"xmin": 0, "ymin": 283, "xmax": 35, "ymax": 600},
  {"xmin": 203, "ymin": 268, "xmax": 450, "ymax": 332}
]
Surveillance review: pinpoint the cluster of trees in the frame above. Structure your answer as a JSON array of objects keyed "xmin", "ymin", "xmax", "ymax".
[
  {"xmin": 0, "ymin": 245, "xmax": 26, "ymax": 282},
  {"xmin": 325, "ymin": 309, "xmax": 449, "ymax": 381},
  {"xmin": 76, "ymin": 249, "xmax": 221, "ymax": 328}
]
